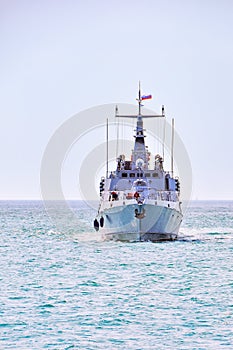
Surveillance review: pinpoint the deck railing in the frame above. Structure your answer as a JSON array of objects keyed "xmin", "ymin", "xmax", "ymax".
[{"xmin": 105, "ymin": 190, "xmax": 178, "ymax": 202}]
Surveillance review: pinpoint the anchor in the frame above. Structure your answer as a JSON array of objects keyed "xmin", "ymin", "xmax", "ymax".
[{"xmin": 135, "ymin": 207, "xmax": 146, "ymax": 219}]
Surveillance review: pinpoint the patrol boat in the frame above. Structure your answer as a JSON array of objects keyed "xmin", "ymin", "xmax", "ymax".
[{"xmin": 93, "ymin": 87, "xmax": 183, "ymax": 241}]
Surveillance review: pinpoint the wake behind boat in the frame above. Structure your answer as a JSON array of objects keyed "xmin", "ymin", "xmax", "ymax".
[{"xmin": 93, "ymin": 86, "xmax": 183, "ymax": 242}]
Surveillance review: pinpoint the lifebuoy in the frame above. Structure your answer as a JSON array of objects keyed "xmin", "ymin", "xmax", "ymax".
[{"xmin": 111, "ymin": 191, "xmax": 118, "ymax": 200}]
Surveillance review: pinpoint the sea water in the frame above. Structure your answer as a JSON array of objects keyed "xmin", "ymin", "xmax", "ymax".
[{"xmin": 0, "ymin": 200, "xmax": 232, "ymax": 349}]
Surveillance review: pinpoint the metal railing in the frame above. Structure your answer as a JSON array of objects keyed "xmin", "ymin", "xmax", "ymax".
[{"xmin": 104, "ymin": 190, "xmax": 178, "ymax": 202}]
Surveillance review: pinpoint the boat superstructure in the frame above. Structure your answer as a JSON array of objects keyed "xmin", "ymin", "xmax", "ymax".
[{"xmin": 94, "ymin": 86, "xmax": 183, "ymax": 242}]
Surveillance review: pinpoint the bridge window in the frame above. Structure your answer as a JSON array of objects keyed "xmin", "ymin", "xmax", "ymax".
[
  {"xmin": 145, "ymin": 173, "xmax": 151, "ymax": 177},
  {"xmin": 152, "ymin": 173, "xmax": 158, "ymax": 178},
  {"xmin": 122, "ymin": 173, "xmax": 128, "ymax": 178},
  {"xmin": 137, "ymin": 173, "xmax": 143, "ymax": 177},
  {"xmin": 130, "ymin": 173, "xmax": 135, "ymax": 177}
]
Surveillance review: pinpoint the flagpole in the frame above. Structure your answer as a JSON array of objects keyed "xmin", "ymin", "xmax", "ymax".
[{"xmin": 138, "ymin": 81, "xmax": 141, "ymax": 115}]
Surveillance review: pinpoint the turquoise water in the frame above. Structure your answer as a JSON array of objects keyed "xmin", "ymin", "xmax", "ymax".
[{"xmin": 0, "ymin": 201, "xmax": 233, "ymax": 349}]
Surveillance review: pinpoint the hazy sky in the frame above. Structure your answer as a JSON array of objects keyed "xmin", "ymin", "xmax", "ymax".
[{"xmin": 1, "ymin": 0, "xmax": 233, "ymax": 200}]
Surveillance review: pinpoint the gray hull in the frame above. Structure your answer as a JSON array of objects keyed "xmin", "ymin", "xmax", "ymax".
[{"xmin": 98, "ymin": 203, "xmax": 182, "ymax": 242}]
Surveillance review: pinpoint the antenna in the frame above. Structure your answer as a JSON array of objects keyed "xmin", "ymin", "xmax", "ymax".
[
  {"xmin": 115, "ymin": 105, "xmax": 119, "ymax": 159},
  {"xmin": 171, "ymin": 118, "xmax": 174, "ymax": 178},
  {"xmin": 106, "ymin": 118, "xmax": 109, "ymax": 178},
  {"xmin": 162, "ymin": 105, "xmax": 166, "ymax": 161}
]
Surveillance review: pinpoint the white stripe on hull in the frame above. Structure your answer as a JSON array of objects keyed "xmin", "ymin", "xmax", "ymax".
[{"xmin": 97, "ymin": 203, "xmax": 182, "ymax": 242}]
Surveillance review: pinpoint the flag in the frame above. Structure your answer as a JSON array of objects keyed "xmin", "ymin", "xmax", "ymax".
[{"xmin": 141, "ymin": 94, "xmax": 152, "ymax": 100}]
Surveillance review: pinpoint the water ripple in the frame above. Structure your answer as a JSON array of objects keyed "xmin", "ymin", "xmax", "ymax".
[{"xmin": 0, "ymin": 200, "xmax": 233, "ymax": 349}]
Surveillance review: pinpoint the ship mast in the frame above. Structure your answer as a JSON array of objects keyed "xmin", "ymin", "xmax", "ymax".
[
  {"xmin": 138, "ymin": 81, "xmax": 142, "ymax": 116},
  {"xmin": 115, "ymin": 84, "xmax": 165, "ymax": 170}
]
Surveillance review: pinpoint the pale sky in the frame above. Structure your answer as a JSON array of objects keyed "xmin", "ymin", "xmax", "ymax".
[{"xmin": 1, "ymin": 0, "xmax": 233, "ymax": 200}]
